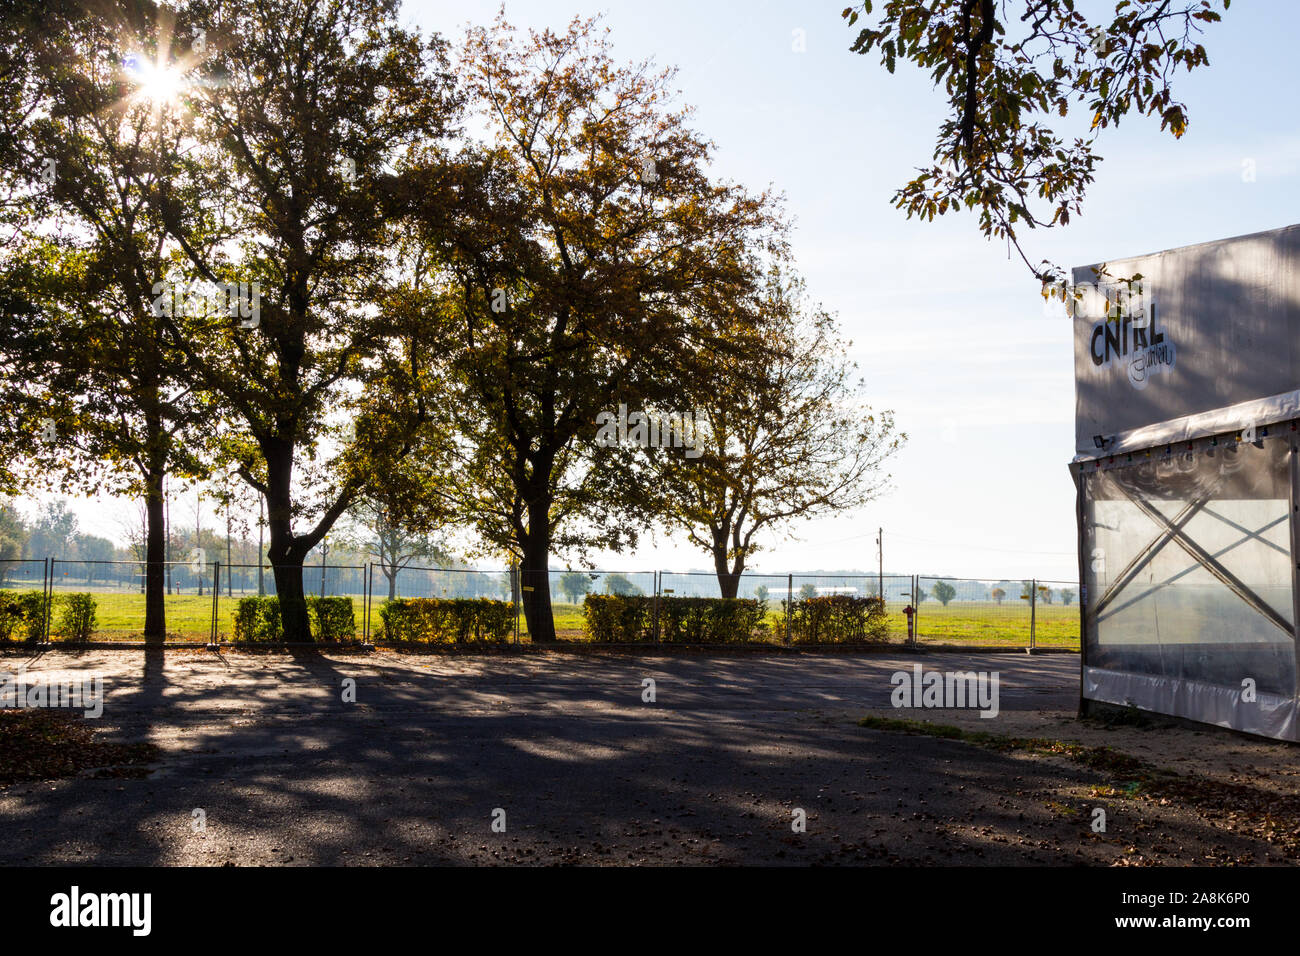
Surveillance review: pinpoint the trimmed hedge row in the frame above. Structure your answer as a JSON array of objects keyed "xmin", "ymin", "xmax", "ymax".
[
  {"xmin": 659, "ymin": 596, "xmax": 766, "ymax": 643},
  {"xmin": 583, "ymin": 593, "xmax": 889, "ymax": 644},
  {"xmin": 232, "ymin": 596, "xmax": 357, "ymax": 642},
  {"xmin": 583, "ymin": 594, "xmax": 654, "ymax": 642},
  {"xmin": 583, "ymin": 594, "xmax": 767, "ymax": 643},
  {"xmin": 377, "ymin": 598, "xmax": 512, "ymax": 644},
  {"xmin": 0, "ymin": 591, "xmax": 96, "ymax": 642},
  {"xmin": 788, "ymin": 595, "xmax": 888, "ymax": 644}
]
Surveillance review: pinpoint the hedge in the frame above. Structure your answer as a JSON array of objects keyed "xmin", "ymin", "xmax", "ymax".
[
  {"xmin": 232, "ymin": 596, "xmax": 358, "ymax": 642},
  {"xmin": 583, "ymin": 594, "xmax": 654, "ymax": 643},
  {"xmin": 233, "ymin": 596, "xmax": 282, "ymax": 642},
  {"xmin": 583, "ymin": 594, "xmax": 766, "ymax": 643},
  {"xmin": 53, "ymin": 593, "xmax": 97, "ymax": 641},
  {"xmin": 658, "ymin": 596, "xmax": 766, "ymax": 643},
  {"xmin": 0, "ymin": 590, "xmax": 50, "ymax": 642},
  {"xmin": 377, "ymin": 598, "xmax": 513, "ymax": 644},
  {"xmin": 788, "ymin": 595, "xmax": 887, "ymax": 644},
  {"xmin": 308, "ymin": 597, "xmax": 356, "ymax": 642}
]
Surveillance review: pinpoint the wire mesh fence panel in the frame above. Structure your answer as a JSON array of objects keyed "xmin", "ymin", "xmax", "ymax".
[
  {"xmin": 542, "ymin": 569, "xmax": 658, "ymax": 642},
  {"xmin": 651, "ymin": 570, "xmax": 787, "ymax": 644},
  {"xmin": 911, "ymin": 576, "xmax": 1079, "ymax": 647},
  {"xmin": 215, "ymin": 564, "xmax": 366, "ymax": 643},
  {"xmin": 38, "ymin": 560, "xmax": 212, "ymax": 641},
  {"xmin": 786, "ymin": 573, "xmax": 910, "ymax": 643},
  {"xmin": 736, "ymin": 573, "xmax": 797, "ymax": 644},
  {"xmin": 366, "ymin": 566, "xmax": 514, "ymax": 643},
  {"xmin": 0, "ymin": 558, "xmax": 47, "ymax": 591},
  {"xmin": 386, "ymin": 565, "xmax": 509, "ymax": 601},
  {"xmin": 1033, "ymin": 579, "xmax": 1082, "ymax": 648},
  {"xmin": 0, "ymin": 559, "xmax": 48, "ymax": 643}
]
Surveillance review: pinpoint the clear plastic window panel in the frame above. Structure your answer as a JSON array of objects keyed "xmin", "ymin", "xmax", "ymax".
[{"xmin": 1082, "ymin": 438, "xmax": 1296, "ymax": 697}]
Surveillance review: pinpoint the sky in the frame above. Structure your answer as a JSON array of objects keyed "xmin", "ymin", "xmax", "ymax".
[{"xmin": 24, "ymin": 0, "xmax": 1300, "ymax": 583}]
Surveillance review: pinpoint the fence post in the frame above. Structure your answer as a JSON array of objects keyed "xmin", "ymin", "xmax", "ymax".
[
  {"xmin": 652, "ymin": 571, "xmax": 661, "ymax": 644},
  {"xmin": 786, "ymin": 574, "xmax": 793, "ymax": 645},
  {"xmin": 1029, "ymin": 578, "xmax": 1037, "ymax": 653},
  {"xmin": 365, "ymin": 562, "xmax": 373, "ymax": 645},
  {"xmin": 912, "ymin": 574, "xmax": 919, "ymax": 645},
  {"xmin": 210, "ymin": 561, "xmax": 221, "ymax": 645},
  {"xmin": 42, "ymin": 557, "xmax": 52, "ymax": 644}
]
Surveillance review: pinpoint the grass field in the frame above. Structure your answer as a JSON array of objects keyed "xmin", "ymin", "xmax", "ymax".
[
  {"xmin": 908, "ymin": 601, "xmax": 1079, "ymax": 648},
  {"xmin": 5, "ymin": 589, "xmax": 1080, "ymax": 649}
]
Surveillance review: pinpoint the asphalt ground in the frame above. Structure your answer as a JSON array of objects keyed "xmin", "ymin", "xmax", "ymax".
[{"xmin": 1, "ymin": 648, "xmax": 1290, "ymax": 865}]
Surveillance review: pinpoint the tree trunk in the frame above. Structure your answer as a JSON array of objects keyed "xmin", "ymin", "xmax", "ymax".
[
  {"xmin": 143, "ymin": 470, "xmax": 167, "ymax": 642},
  {"xmin": 265, "ymin": 442, "xmax": 312, "ymax": 641},
  {"xmin": 271, "ymin": 561, "xmax": 310, "ymax": 641},
  {"xmin": 519, "ymin": 514, "xmax": 556, "ymax": 643},
  {"xmin": 386, "ymin": 568, "xmax": 397, "ymax": 601},
  {"xmin": 711, "ymin": 527, "xmax": 744, "ymax": 599}
]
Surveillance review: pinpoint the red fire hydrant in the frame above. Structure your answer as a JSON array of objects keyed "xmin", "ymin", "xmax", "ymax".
[{"xmin": 903, "ymin": 604, "xmax": 915, "ymax": 643}]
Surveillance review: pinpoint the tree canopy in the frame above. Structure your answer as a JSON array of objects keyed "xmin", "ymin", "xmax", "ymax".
[{"xmin": 842, "ymin": 0, "xmax": 1229, "ymax": 285}]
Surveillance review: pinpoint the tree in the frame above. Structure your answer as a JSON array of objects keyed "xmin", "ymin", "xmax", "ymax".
[
  {"xmin": 74, "ymin": 534, "xmax": 116, "ymax": 586},
  {"xmin": 129, "ymin": 0, "xmax": 462, "ymax": 640},
  {"xmin": 755, "ymin": 584, "xmax": 770, "ymax": 604},
  {"xmin": 0, "ymin": 500, "xmax": 25, "ymax": 587},
  {"xmin": 841, "ymin": 0, "xmax": 1229, "ymax": 284},
  {"xmin": 798, "ymin": 583, "xmax": 817, "ymax": 602},
  {"xmin": 339, "ymin": 495, "xmax": 453, "ymax": 602},
  {"xmin": 25, "ymin": 501, "xmax": 78, "ymax": 560},
  {"xmin": 402, "ymin": 14, "xmax": 782, "ymax": 640},
  {"xmin": 933, "ymin": 580, "xmax": 956, "ymax": 606},
  {"xmin": 603, "ymin": 573, "xmax": 643, "ymax": 598},
  {"xmin": 643, "ymin": 267, "xmax": 902, "ymax": 597},
  {"xmin": 559, "ymin": 571, "xmax": 594, "ymax": 606},
  {"xmin": 0, "ymin": 1, "xmax": 208, "ymax": 639},
  {"xmin": 991, "ymin": 586, "xmax": 1006, "ymax": 605},
  {"xmin": 1061, "ymin": 587, "xmax": 1076, "ymax": 606}
]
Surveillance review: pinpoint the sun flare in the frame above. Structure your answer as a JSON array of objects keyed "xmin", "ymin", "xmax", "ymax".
[{"xmin": 123, "ymin": 53, "xmax": 184, "ymax": 105}]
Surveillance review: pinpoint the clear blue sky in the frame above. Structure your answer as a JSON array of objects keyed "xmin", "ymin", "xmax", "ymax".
[{"xmin": 44, "ymin": 0, "xmax": 1300, "ymax": 581}]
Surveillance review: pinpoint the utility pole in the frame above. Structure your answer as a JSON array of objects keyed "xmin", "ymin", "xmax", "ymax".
[
  {"xmin": 195, "ymin": 488, "xmax": 203, "ymax": 596},
  {"xmin": 877, "ymin": 527, "xmax": 884, "ymax": 601}
]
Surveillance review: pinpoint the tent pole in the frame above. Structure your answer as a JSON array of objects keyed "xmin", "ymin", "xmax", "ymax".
[
  {"xmin": 1074, "ymin": 464, "xmax": 1090, "ymax": 719},
  {"xmin": 1289, "ymin": 425, "xmax": 1300, "ymax": 728}
]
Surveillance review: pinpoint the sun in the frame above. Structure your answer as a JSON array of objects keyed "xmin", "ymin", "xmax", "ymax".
[{"xmin": 123, "ymin": 53, "xmax": 185, "ymax": 105}]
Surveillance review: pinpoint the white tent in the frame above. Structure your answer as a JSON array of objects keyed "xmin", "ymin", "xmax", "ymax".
[{"xmin": 1071, "ymin": 223, "xmax": 1300, "ymax": 740}]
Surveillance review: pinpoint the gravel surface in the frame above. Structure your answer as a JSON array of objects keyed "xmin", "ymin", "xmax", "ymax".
[{"xmin": 0, "ymin": 647, "xmax": 1292, "ymax": 865}]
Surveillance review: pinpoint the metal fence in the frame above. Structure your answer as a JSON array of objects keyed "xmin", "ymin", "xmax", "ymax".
[{"xmin": 0, "ymin": 558, "xmax": 1081, "ymax": 648}]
